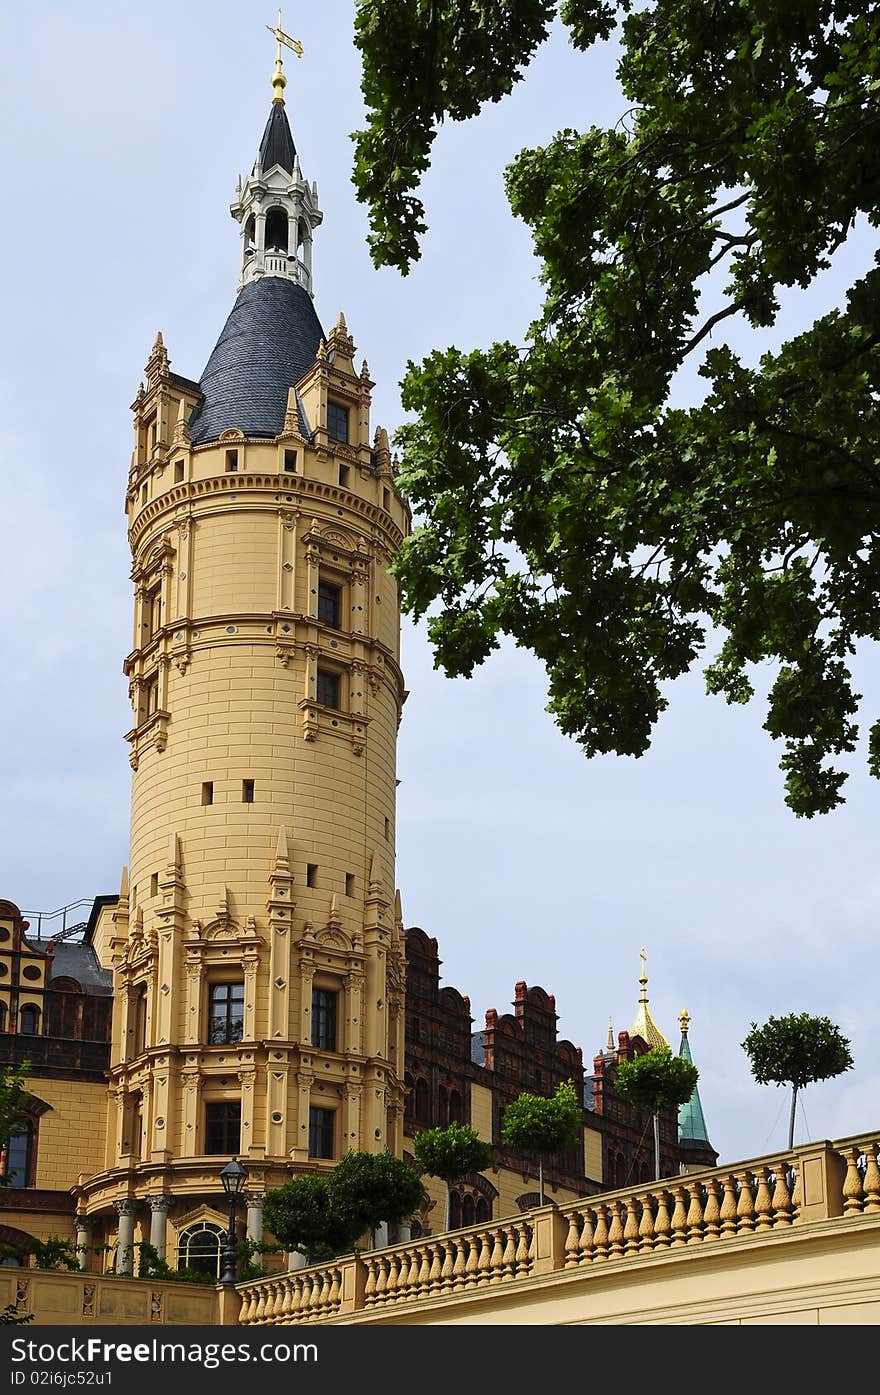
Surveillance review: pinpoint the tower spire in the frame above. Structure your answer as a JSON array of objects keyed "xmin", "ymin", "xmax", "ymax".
[
  {"xmin": 677, "ymin": 1010, "xmax": 712, "ymax": 1145},
  {"xmin": 630, "ymin": 947, "xmax": 670, "ymax": 1049}
]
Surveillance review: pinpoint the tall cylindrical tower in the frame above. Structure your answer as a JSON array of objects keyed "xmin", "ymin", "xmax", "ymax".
[{"xmin": 79, "ymin": 66, "xmax": 410, "ymax": 1267}]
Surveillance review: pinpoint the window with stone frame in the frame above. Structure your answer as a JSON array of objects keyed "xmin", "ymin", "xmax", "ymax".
[
  {"xmin": 315, "ymin": 667, "xmax": 341, "ymax": 710},
  {"xmin": 308, "ymin": 1105, "xmax": 335, "ymax": 1160},
  {"xmin": 207, "ymin": 981, "xmax": 245, "ymax": 1045},
  {"xmin": 326, "ymin": 400, "xmax": 349, "ymax": 444},
  {"xmin": 317, "ymin": 578, "xmax": 342, "ymax": 630},
  {"xmin": 310, "ymin": 987, "xmax": 338, "ymax": 1052},
  {"xmin": 204, "ymin": 1100, "xmax": 241, "ymax": 1154}
]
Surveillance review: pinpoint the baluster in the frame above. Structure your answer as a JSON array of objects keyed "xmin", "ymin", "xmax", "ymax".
[
  {"xmin": 452, "ymin": 1237, "xmax": 468, "ymax": 1289},
  {"xmin": 842, "ymin": 1146, "xmax": 864, "ymax": 1214},
  {"xmin": 373, "ymin": 1256, "xmax": 388, "ymax": 1305},
  {"xmin": 403, "ymin": 1247, "xmax": 420, "ymax": 1300},
  {"xmin": 515, "ymin": 1223, "xmax": 532, "ymax": 1275},
  {"xmin": 486, "ymin": 1228, "xmax": 504, "ymax": 1283},
  {"xmin": 290, "ymin": 1275, "xmax": 304, "ymax": 1320},
  {"xmin": 638, "ymin": 1193, "xmax": 656, "ymax": 1252},
  {"xmin": 702, "ymin": 1179, "xmax": 721, "ymax": 1241},
  {"xmin": 463, "ymin": 1234, "xmax": 480, "ymax": 1287},
  {"xmin": 416, "ymin": 1245, "xmax": 431, "ymax": 1296},
  {"xmin": 476, "ymin": 1231, "xmax": 493, "ymax": 1284},
  {"xmin": 753, "ymin": 1167, "xmax": 774, "ymax": 1230},
  {"xmin": 311, "ymin": 1271, "xmax": 325, "ymax": 1319},
  {"xmin": 439, "ymin": 1242, "xmax": 455, "ymax": 1294},
  {"xmin": 623, "ymin": 1197, "xmax": 641, "ymax": 1255},
  {"xmin": 861, "ymin": 1140, "xmax": 880, "ymax": 1213},
  {"xmin": 253, "ymin": 1284, "xmax": 267, "ymax": 1323},
  {"xmin": 770, "ymin": 1163, "xmax": 793, "ymax": 1226},
  {"xmin": 238, "ymin": 1288, "xmax": 254, "ymax": 1324},
  {"xmin": 385, "ymin": 1253, "xmax": 400, "ymax": 1303},
  {"xmin": 736, "ymin": 1171, "xmax": 756, "ymax": 1233},
  {"xmin": 501, "ymin": 1225, "xmax": 517, "ymax": 1280},
  {"xmin": 328, "ymin": 1266, "xmax": 341, "ymax": 1313},
  {"xmin": 577, "ymin": 1208, "xmax": 595, "ymax": 1263},
  {"xmin": 564, "ymin": 1211, "xmax": 581, "ymax": 1267},
  {"xmin": 790, "ymin": 1164, "xmax": 802, "ymax": 1222},
  {"xmin": 592, "ymin": 1203, "xmax": 610, "ymax": 1259},
  {"xmin": 363, "ymin": 1257, "xmax": 377, "ymax": 1307},
  {"xmin": 317, "ymin": 1268, "xmax": 332, "ymax": 1314},
  {"xmin": 719, "ymin": 1175, "xmax": 738, "ymax": 1238},
  {"xmin": 652, "ymin": 1192, "xmax": 671, "ymax": 1249},
  {"xmin": 264, "ymin": 1281, "xmax": 279, "ymax": 1322},
  {"xmin": 685, "ymin": 1181, "xmax": 705, "ymax": 1242},
  {"xmin": 279, "ymin": 1277, "xmax": 294, "ymax": 1320},
  {"xmin": 670, "ymin": 1186, "xmax": 689, "ymax": 1247},
  {"xmin": 607, "ymin": 1200, "xmax": 625, "ymax": 1258}
]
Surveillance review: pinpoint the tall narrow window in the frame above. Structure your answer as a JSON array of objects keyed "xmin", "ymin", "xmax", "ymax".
[
  {"xmin": 345, "ymin": 872, "xmax": 355, "ymax": 898},
  {"xmin": 306, "ymin": 864, "xmax": 317, "ymax": 888},
  {"xmin": 225, "ymin": 449, "xmax": 239, "ymax": 473},
  {"xmin": 338, "ymin": 464, "xmax": 350, "ymax": 487},
  {"xmin": 316, "ymin": 668, "xmax": 340, "ymax": 709},
  {"xmin": 174, "ymin": 460, "xmax": 185, "ymax": 483},
  {"xmin": 142, "ymin": 675, "xmax": 159, "ymax": 721},
  {"xmin": 150, "ymin": 872, "xmax": 159, "ymax": 897},
  {"xmin": 208, "ymin": 982, "xmax": 244, "ymax": 1045},
  {"xmin": 204, "ymin": 1101, "xmax": 241, "ymax": 1154},
  {"xmin": 132, "ymin": 985, "xmax": 147, "ymax": 1056},
  {"xmin": 311, "ymin": 988, "xmax": 338, "ymax": 1052},
  {"xmin": 201, "ymin": 782, "xmax": 213, "ymax": 806},
  {"xmin": 308, "ymin": 1106, "xmax": 335, "ymax": 1160},
  {"xmin": 242, "ymin": 779, "xmax": 255, "ymax": 803},
  {"xmin": 283, "ymin": 449, "xmax": 297, "ymax": 473},
  {"xmin": 317, "ymin": 581, "xmax": 341, "ymax": 629},
  {"xmin": 19, "ymin": 1007, "xmax": 39, "ymax": 1036},
  {"xmin": 144, "ymin": 586, "xmax": 162, "ymax": 642},
  {"xmin": 326, "ymin": 401, "xmax": 349, "ymax": 444},
  {"xmin": 3, "ymin": 1124, "xmax": 33, "ymax": 1186}
]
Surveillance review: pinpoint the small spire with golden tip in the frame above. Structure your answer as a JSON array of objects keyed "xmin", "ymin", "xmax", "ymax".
[
  {"xmin": 606, "ymin": 1017, "xmax": 615, "ymax": 1052},
  {"xmin": 266, "ymin": 9, "xmax": 303, "ymax": 105},
  {"xmin": 679, "ymin": 1009, "xmax": 690, "ymax": 1034},
  {"xmin": 630, "ymin": 947, "xmax": 670, "ymax": 1050}
]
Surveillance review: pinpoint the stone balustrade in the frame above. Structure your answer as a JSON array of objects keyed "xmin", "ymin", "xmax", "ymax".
[{"xmin": 236, "ymin": 1131, "xmax": 880, "ymax": 1325}]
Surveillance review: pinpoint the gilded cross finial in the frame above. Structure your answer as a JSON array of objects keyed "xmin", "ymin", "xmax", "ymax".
[
  {"xmin": 266, "ymin": 9, "xmax": 303, "ymax": 104},
  {"xmin": 639, "ymin": 946, "xmax": 648, "ymax": 1003}
]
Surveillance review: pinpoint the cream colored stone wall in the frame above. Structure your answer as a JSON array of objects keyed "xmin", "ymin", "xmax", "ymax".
[
  {"xmin": 30, "ymin": 1076, "xmax": 108, "ymax": 1190},
  {"xmin": 0, "ymin": 1269, "xmax": 225, "ymax": 1326}
]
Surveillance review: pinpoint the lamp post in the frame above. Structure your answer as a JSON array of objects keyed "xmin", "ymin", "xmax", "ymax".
[{"xmin": 219, "ymin": 1156, "xmax": 248, "ymax": 1285}]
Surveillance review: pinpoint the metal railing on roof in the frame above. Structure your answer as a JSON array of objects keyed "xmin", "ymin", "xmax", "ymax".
[{"xmin": 21, "ymin": 898, "xmax": 93, "ymax": 942}]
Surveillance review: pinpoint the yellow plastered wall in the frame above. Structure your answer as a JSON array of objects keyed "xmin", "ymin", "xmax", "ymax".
[
  {"xmin": 30, "ymin": 1076, "xmax": 108, "ymax": 1190},
  {"xmin": 0, "ymin": 1210, "xmax": 77, "ymax": 1246},
  {"xmin": 469, "ymin": 1083, "xmax": 493, "ymax": 1143},
  {"xmin": 584, "ymin": 1124, "xmax": 603, "ymax": 1184}
]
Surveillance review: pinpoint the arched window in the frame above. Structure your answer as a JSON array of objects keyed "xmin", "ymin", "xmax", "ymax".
[
  {"xmin": 19, "ymin": 1006, "xmax": 39, "ymax": 1036},
  {"xmin": 177, "ymin": 1221, "xmax": 225, "ymax": 1278},
  {"xmin": 3, "ymin": 1125, "xmax": 33, "ymax": 1187},
  {"xmin": 414, "ymin": 1078, "xmax": 430, "ymax": 1123},
  {"xmin": 449, "ymin": 1090, "xmax": 463, "ymax": 1124},
  {"xmin": 475, "ymin": 1197, "xmax": 491, "ymax": 1224},
  {"xmin": 461, "ymin": 1195, "xmax": 475, "ymax": 1228},
  {"xmin": 265, "ymin": 207, "xmax": 288, "ymax": 252}
]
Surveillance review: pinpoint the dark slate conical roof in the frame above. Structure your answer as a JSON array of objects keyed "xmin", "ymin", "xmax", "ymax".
[
  {"xmin": 258, "ymin": 102, "xmax": 296, "ymax": 174},
  {"xmin": 188, "ymin": 278, "xmax": 324, "ymax": 445}
]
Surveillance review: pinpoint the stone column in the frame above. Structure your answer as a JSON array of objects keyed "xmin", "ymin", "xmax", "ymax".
[
  {"xmin": 286, "ymin": 1250, "xmax": 307, "ymax": 1271},
  {"xmin": 115, "ymin": 1199, "xmax": 138, "ymax": 1276},
  {"xmin": 74, "ymin": 1215, "xmax": 90, "ymax": 1271},
  {"xmin": 245, "ymin": 1191, "xmax": 264, "ymax": 1245},
  {"xmin": 148, "ymin": 1196, "xmax": 173, "ymax": 1261}
]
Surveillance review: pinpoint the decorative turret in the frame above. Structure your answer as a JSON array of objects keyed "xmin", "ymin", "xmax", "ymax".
[
  {"xmin": 229, "ymin": 26, "xmax": 322, "ymax": 294},
  {"xmin": 629, "ymin": 948, "xmax": 669, "ymax": 1050},
  {"xmin": 676, "ymin": 1010, "xmax": 718, "ymax": 1171}
]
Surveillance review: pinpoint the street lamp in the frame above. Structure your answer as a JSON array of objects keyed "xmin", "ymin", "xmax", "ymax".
[{"xmin": 219, "ymin": 1155, "xmax": 248, "ymax": 1285}]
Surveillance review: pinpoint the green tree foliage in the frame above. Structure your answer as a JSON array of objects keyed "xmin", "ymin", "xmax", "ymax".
[
  {"xmin": 412, "ymin": 1122, "xmax": 493, "ymax": 1230},
  {"xmin": 0, "ymin": 1304, "xmax": 33, "ymax": 1325},
  {"xmin": 0, "ymin": 1062, "xmax": 31, "ymax": 1184},
  {"xmin": 354, "ymin": 0, "xmax": 880, "ymax": 816},
  {"xmin": 501, "ymin": 1080, "xmax": 582, "ymax": 1203},
  {"xmin": 329, "ymin": 1149, "xmax": 427, "ymax": 1244},
  {"xmin": 263, "ymin": 1174, "xmax": 365, "ymax": 1265},
  {"xmin": 614, "ymin": 1047, "xmax": 698, "ymax": 1179},
  {"xmin": 742, "ymin": 1012, "xmax": 854, "ymax": 1148}
]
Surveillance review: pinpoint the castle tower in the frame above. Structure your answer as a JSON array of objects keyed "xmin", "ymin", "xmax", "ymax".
[{"xmin": 79, "ymin": 48, "xmax": 410, "ymax": 1270}]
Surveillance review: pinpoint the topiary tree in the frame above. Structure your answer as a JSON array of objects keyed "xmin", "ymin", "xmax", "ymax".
[
  {"xmin": 742, "ymin": 1012, "xmax": 854, "ymax": 1148},
  {"xmin": 614, "ymin": 1047, "xmax": 699, "ymax": 1181},
  {"xmin": 500, "ymin": 1080, "xmax": 582, "ymax": 1205},
  {"xmin": 411, "ymin": 1123, "xmax": 493, "ymax": 1232},
  {"xmin": 328, "ymin": 1149, "xmax": 427, "ymax": 1247},
  {"xmin": 263, "ymin": 1174, "xmax": 364, "ymax": 1266}
]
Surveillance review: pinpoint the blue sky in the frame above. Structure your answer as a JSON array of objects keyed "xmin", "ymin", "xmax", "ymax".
[{"xmin": 1, "ymin": 2, "xmax": 877, "ymax": 1165}]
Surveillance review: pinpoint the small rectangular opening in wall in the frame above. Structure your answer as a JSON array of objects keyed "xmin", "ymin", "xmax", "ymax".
[
  {"xmin": 384, "ymin": 817, "xmax": 390, "ymax": 840},
  {"xmin": 345, "ymin": 873, "xmax": 355, "ymax": 897},
  {"xmin": 283, "ymin": 449, "xmax": 297, "ymax": 473},
  {"xmin": 174, "ymin": 460, "xmax": 185, "ymax": 482},
  {"xmin": 150, "ymin": 873, "xmax": 158, "ymax": 898},
  {"xmin": 225, "ymin": 449, "xmax": 239, "ymax": 473},
  {"xmin": 141, "ymin": 483, "xmax": 149, "ymax": 504},
  {"xmin": 242, "ymin": 779, "xmax": 255, "ymax": 803},
  {"xmin": 201, "ymin": 781, "xmax": 214, "ymax": 806},
  {"xmin": 338, "ymin": 464, "xmax": 350, "ymax": 487},
  {"xmin": 382, "ymin": 488, "xmax": 391, "ymax": 510},
  {"xmin": 307, "ymin": 863, "xmax": 317, "ymax": 888}
]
